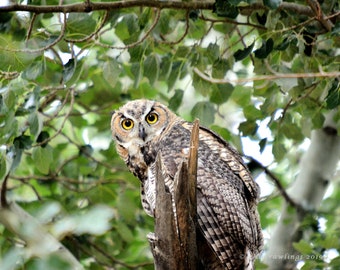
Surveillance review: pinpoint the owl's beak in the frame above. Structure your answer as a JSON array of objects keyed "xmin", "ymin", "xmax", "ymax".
[{"xmin": 139, "ymin": 124, "xmax": 147, "ymax": 141}]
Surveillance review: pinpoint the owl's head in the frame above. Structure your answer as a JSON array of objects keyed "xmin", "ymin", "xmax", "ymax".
[{"xmin": 111, "ymin": 99, "xmax": 178, "ymax": 149}]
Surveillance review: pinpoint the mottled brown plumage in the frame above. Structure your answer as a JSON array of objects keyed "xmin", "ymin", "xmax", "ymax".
[{"xmin": 111, "ymin": 99, "xmax": 263, "ymax": 269}]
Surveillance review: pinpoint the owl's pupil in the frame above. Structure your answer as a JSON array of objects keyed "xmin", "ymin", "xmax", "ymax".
[
  {"xmin": 125, "ymin": 120, "xmax": 132, "ymax": 127},
  {"xmin": 148, "ymin": 115, "xmax": 155, "ymax": 121}
]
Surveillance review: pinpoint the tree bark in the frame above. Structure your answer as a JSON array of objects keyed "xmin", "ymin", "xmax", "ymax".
[
  {"xmin": 264, "ymin": 112, "xmax": 340, "ymax": 269},
  {"xmin": 148, "ymin": 120, "xmax": 199, "ymax": 270}
]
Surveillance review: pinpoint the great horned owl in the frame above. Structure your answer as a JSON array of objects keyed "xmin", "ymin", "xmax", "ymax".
[{"xmin": 111, "ymin": 99, "xmax": 263, "ymax": 269}]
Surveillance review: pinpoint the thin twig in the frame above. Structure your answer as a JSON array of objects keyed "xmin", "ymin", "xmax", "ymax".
[
  {"xmin": 95, "ymin": 8, "xmax": 161, "ymax": 50},
  {"xmin": 25, "ymin": 13, "xmax": 37, "ymax": 43},
  {"xmin": 307, "ymin": 0, "xmax": 333, "ymax": 31},
  {"xmin": 194, "ymin": 67, "xmax": 340, "ymax": 84},
  {"xmin": 3, "ymin": 13, "xmax": 67, "ymax": 54},
  {"xmin": 246, "ymin": 156, "xmax": 301, "ymax": 210},
  {"xmin": 200, "ymin": 13, "xmax": 267, "ymax": 30},
  {"xmin": 33, "ymin": 88, "xmax": 75, "ymax": 147},
  {"xmin": 1, "ymin": 173, "xmax": 10, "ymax": 208},
  {"xmin": 159, "ymin": 10, "xmax": 190, "ymax": 45},
  {"xmin": 64, "ymin": 10, "xmax": 109, "ymax": 43}
]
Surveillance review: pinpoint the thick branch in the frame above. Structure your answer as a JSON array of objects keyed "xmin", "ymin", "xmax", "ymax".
[
  {"xmin": 0, "ymin": 202, "xmax": 84, "ymax": 269},
  {"xmin": 307, "ymin": 0, "xmax": 333, "ymax": 31},
  {"xmin": 0, "ymin": 1, "xmax": 214, "ymax": 13},
  {"xmin": 0, "ymin": 1, "xmax": 329, "ymax": 20}
]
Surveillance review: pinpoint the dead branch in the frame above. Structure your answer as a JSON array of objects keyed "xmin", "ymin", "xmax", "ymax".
[{"xmin": 149, "ymin": 120, "xmax": 199, "ymax": 269}]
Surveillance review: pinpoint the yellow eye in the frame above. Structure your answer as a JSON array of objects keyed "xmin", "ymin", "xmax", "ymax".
[
  {"xmin": 146, "ymin": 112, "xmax": 158, "ymax": 124},
  {"xmin": 121, "ymin": 118, "xmax": 134, "ymax": 130}
]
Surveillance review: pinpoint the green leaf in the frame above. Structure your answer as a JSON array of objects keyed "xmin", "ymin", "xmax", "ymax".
[
  {"xmin": 191, "ymin": 101, "xmax": 216, "ymax": 126},
  {"xmin": 192, "ymin": 72, "xmax": 212, "ymax": 96},
  {"xmin": 131, "ymin": 62, "xmax": 142, "ymax": 88},
  {"xmin": 263, "ymin": 0, "xmax": 282, "ymax": 9},
  {"xmin": 281, "ymin": 122, "xmax": 304, "ymax": 141},
  {"xmin": 0, "ymin": 40, "xmax": 40, "ymax": 71},
  {"xmin": 210, "ymin": 83, "xmax": 234, "ymax": 105},
  {"xmin": 129, "ymin": 45, "xmax": 144, "ymax": 62},
  {"xmin": 325, "ymin": 79, "xmax": 340, "ymax": 109},
  {"xmin": 174, "ymin": 46, "xmax": 190, "ymax": 59},
  {"xmin": 214, "ymin": 0, "xmax": 239, "ymax": 18},
  {"xmin": 103, "ymin": 60, "xmax": 121, "ymax": 88},
  {"xmin": 62, "ymin": 59, "xmax": 76, "ymax": 83},
  {"xmin": 243, "ymin": 105, "xmax": 263, "ymax": 121},
  {"xmin": 29, "ymin": 113, "xmax": 43, "ymax": 140},
  {"xmin": 66, "ymin": 13, "xmax": 96, "ymax": 39},
  {"xmin": 32, "ymin": 145, "xmax": 53, "ymax": 174},
  {"xmin": 293, "ymin": 239, "xmax": 313, "ymax": 254},
  {"xmin": 26, "ymin": 254, "xmax": 73, "ymax": 270},
  {"xmin": 14, "ymin": 135, "xmax": 32, "ymax": 150},
  {"xmin": 168, "ymin": 89, "xmax": 184, "ymax": 112},
  {"xmin": 0, "ymin": 154, "xmax": 6, "ymax": 180},
  {"xmin": 36, "ymin": 131, "xmax": 50, "ymax": 148},
  {"xmin": 254, "ymin": 38, "xmax": 274, "ymax": 59},
  {"xmin": 144, "ymin": 55, "xmax": 159, "ymax": 86},
  {"xmin": 239, "ymin": 121, "xmax": 258, "ymax": 136},
  {"xmin": 272, "ymin": 139, "xmax": 286, "ymax": 161},
  {"xmin": 259, "ymin": 138, "xmax": 267, "ymax": 153},
  {"xmin": 116, "ymin": 220, "xmax": 135, "ymax": 243},
  {"xmin": 206, "ymin": 43, "xmax": 220, "ymax": 62},
  {"xmin": 275, "ymin": 38, "xmax": 289, "ymax": 51},
  {"xmin": 276, "ymin": 77, "xmax": 298, "ymax": 92},
  {"xmin": 22, "ymin": 60, "xmax": 44, "ymax": 80},
  {"xmin": 234, "ymin": 41, "xmax": 255, "ymax": 61},
  {"xmin": 231, "ymin": 85, "xmax": 252, "ymax": 105},
  {"xmin": 212, "ymin": 58, "xmax": 231, "ymax": 79},
  {"xmin": 3, "ymin": 88, "xmax": 16, "ymax": 108},
  {"xmin": 330, "ymin": 257, "xmax": 340, "ymax": 267},
  {"xmin": 115, "ymin": 14, "xmax": 139, "ymax": 42},
  {"xmin": 210, "ymin": 125, "xmax": 232, "ymax": 141},
  {"xmin": 53, "ymin": 205, "xmax": 115, "ymax": 237},
  {"xmin": 312, "ymin": 112, "xmax": 325, "ymax": 129},
  {"xmin": 168, "ymin": 61, "xmax": 182, "ymax": 91},
  {"xmin": 331, "ymin": 22, "xmax": 340, "ymax": 37},
  {"xmin": 159, "ymin": 55, "xmax": 172, "ymax": 81}
]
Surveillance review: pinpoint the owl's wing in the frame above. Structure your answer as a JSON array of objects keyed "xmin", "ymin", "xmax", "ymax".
[
  {"xmin": 197, "ymin": 124, "xmax": 262, "ymax": 241},
  {"xmin": 158, "ymin": 122, "xmax": 262, "ymax": 268}
]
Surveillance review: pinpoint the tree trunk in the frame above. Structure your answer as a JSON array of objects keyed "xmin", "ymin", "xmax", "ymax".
[
  {"xmin": 264, "ymin": 112, "xmax": 340, "ymax": 269},
  {"xmin": 148, "ymin": 120, "xmax": 199, "ymax": 270}
]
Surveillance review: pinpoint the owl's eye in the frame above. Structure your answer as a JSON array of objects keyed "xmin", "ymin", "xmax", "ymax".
[
  {"xmin": 121, "ymin": 118, "xmax": 134, "ymax": 130},
  {"xmin": 146, "ymin": 112, "xmax": 158, "ymax": 124}
]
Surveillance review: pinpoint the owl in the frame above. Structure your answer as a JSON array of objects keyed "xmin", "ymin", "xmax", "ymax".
[{"xmin": 111, "ymin": 99, "xmax": 263, "ymax": 269}]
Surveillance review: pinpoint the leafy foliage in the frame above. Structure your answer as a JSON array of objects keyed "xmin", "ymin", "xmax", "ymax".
[{"xmin": 0, "ymin": 0, "xmax": 339, "ymax": 269}]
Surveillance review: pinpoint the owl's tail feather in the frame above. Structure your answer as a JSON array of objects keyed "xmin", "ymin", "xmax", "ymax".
[{"xmin": 244, "ymin": 247, "xmax": 255, "ymax": 270}]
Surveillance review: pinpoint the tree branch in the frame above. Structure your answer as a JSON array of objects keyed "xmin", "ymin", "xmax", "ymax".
[
  {"xmin": 0, "ymin": 1, "xmax": 215, "ymax": 13},
  {"xmin": 307, "ymin": 0, "xmax": 333, "ymax": 31},
  {"xmin": 0, "ymin": 1, "xmax": 331, "ymax": 21},
  {"xmin": 0, "ymin": 202, "xmax": 84, "ymax": 269},
  {"xmin": 246, "ymin": 156, "xmax": 300, "ymax": 210},
  {"xmin": 194, "ymin": 67, "xmax": 340, "ymax": 84}
]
